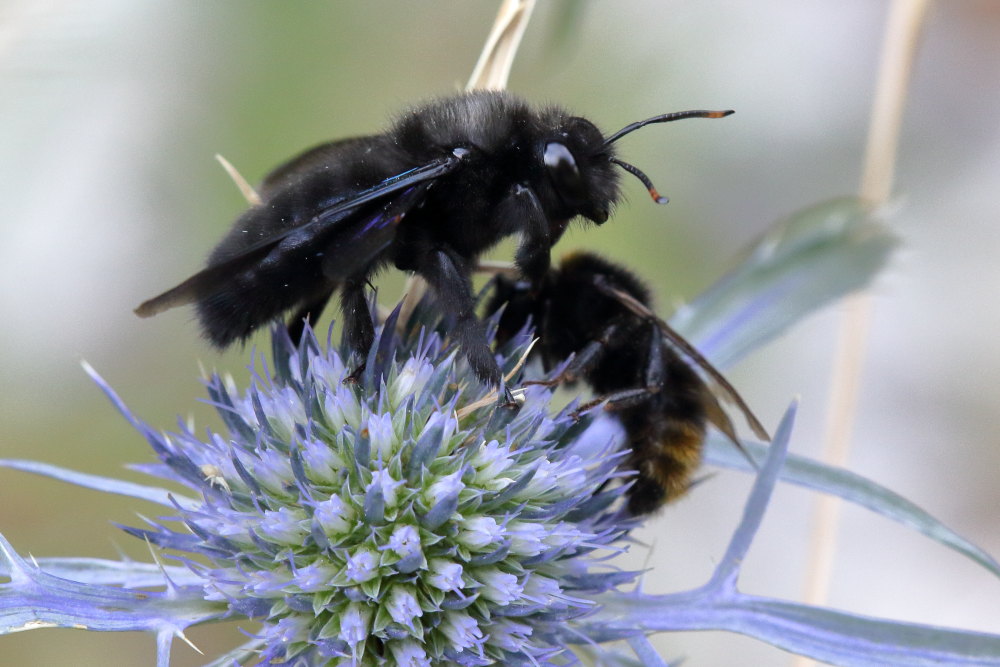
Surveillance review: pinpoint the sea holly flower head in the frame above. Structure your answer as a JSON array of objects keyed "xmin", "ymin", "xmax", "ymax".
[{"xmin": 42, "ymin": 302, "xmax": 639, "ymax": 665}]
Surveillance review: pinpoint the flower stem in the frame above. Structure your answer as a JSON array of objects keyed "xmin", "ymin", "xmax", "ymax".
[{"xmin": 801, "ymin": 0, "xmax": 933, "ymax": 651}]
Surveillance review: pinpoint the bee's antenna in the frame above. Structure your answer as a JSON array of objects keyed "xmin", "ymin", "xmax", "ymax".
[
  {"xmin": 603, "ymin": 109, "xmax": 733, "ymax": 146},
  {"xmin": 605, "ymin": 109, "xmax": 733, "ymax": 205},
  {"xmin": 611, "ymin": 158, "xmax": 669, "ymax": 204}
]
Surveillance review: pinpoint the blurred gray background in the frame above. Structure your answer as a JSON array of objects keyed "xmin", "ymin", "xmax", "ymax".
[{"xmin": 1, "ymin": 1, "xmax": 998, "ymax": 665}]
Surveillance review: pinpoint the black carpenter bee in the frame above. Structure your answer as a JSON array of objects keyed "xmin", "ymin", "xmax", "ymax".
[
  {"xmin": 486, "ymin": 251, "xmax": 769, "ymax": 514},
  {"xmin": 135, "ymin": 90, "xmax": 732, "ymax": 399}
]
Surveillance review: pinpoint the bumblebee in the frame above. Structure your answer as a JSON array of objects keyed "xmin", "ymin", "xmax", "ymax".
[{"xmin": 487, "ymin": 251, "xmax": 768, "ymax": 514}]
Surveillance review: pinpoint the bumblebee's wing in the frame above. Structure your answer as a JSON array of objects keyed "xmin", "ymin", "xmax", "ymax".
[
  {"xmin": 135, "ymin": 154, "xmax": 463, "ymax": 318},
  {"xmin": 594, "ymin": 278, "xmax": 772, "ymax": 443},
  {"xmin": 654, "ymin": 316, "xmax": 771, "ymax": 443}
]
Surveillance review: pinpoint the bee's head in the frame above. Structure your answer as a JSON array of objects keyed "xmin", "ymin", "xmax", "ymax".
[
  {"xmin": 538, "ymin": 116, "xmax": 619, "ymax": 225},
  {"xmin": 540, "ymin": 109, "xmax": 734, "ymax": 226}
]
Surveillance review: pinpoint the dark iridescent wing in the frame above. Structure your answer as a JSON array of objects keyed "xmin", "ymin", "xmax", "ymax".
[
  {"xmin": 257, "ymin": 137, "xmax": 374, "ymax": 199},
  {"xmin": 318, "ymin": 182, "xmax": 431, "ymax": 279},
  {"xmin": 135, "ymin": 153, "xmax": 464, "ymax": 318}
]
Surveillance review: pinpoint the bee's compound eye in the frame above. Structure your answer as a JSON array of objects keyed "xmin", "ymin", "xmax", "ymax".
[
  {"xmin": 543, "ymin": 142, "xmax": 587, "ymax": 206},
  {"xmin": 543, "ymin": 142, "xmax": 576, "ymax": 173}
]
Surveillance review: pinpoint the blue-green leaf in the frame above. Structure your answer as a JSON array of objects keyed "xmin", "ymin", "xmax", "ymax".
[
  {"xmin": 704, "ymin": 437, "xmax": 1000, "ymax": 579},
  {"xmin": 672, "ymin": 197, "xmax": 897, "ymax": 368}
]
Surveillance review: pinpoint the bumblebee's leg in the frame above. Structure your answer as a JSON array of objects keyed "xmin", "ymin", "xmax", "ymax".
[
  {"xmin": 341, "ymin": 279, "xmax": 375, "ymax": 383},
  {"xmin": 526, "ymin": 339, "xmax": 602, "ymax": 387},
  {"xmin": 420, "ymin": 247, "xmax": 515, "ymax": 406},
  {"xmin": 509, "ymin": 185, "xmax": 560, "ymax": 286},
  {"xmin": 576, "ymin": 387, "xmax": 654, "ymax": 414},
  {"xmin": 526, "ymin": 322, "xmax": 619, "ymax": 387},
  {"xmin": 573, "ymin": 323, "xmax": 663, "ymax": 412},
  {"xmin": 286, "ymin": 285, "xmax": 335, "ymax": 345}
]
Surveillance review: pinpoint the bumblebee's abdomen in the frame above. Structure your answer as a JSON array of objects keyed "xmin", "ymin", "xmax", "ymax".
[{"xmin": 625, "ymin": 416, "xmax": 706, "ymax": 515}]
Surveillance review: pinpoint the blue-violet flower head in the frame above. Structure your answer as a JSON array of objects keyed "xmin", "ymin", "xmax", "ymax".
[{"xmin": 123, "ymin": 306, "xmax": 638, "ymax": 665}]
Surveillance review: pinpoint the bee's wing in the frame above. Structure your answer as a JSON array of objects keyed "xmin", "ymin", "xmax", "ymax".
[
  {"xmin": 654, "ymin": 315, "xmax": 771, "ymax": 443},
  {"xmin": 317, "ymin": 181, "xmax": 430, "ymax": 279},
  {"xmin": 134, "ymin": 154, "xmax": 463, "ymax": 318},
  {"xmin": 594, "ymin": 279, "xmax": 772, "ymax": 444},
  {"xmin": 257, "ymin": 136, "xmax": 375, "ymax": 199}
]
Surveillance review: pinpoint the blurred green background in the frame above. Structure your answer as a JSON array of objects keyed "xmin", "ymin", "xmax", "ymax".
[{"xmin": 1, "ymin": 1, "xmax": 998, "ymax": 664}]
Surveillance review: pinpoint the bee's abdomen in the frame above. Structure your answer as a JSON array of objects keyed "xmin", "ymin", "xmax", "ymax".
[{"xmin": 625, "ymin": 415, "xmax": 706, "ymax": 515}]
